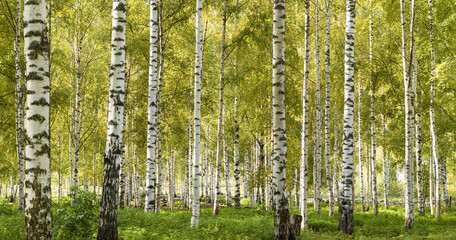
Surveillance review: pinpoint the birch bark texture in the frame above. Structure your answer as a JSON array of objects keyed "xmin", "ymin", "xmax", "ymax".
[
  {"xmin": 324, "ymin": 0, "xmax": 334, "ymax": 217},
  {"xmin": 272, "ymin": 0, "xmax": 292, "ymax": 238},
  {"xmin": 401, "ymin": 0, "xmax": 416, "ymax": 228},
  {"xmin": 428, "ymin": 0, "xmax": 441, "ymax": 218},
  {"xmin": 213, "ymin": 0, "xmax": 227, "ymax": 217},
  {"xmin": 24, "ymin": 0, "xmax": 53, "ymax": 238},
  {"xmin": 368, "ymin": 0, "xmax": 378, "ymax": 216},
  {"xmin": 145, "ymin": 0, "xmax": 158, "ymax": 213},
  {"xmin": 98, "ymin": 1, "xmax": 127, "ymax": 239},
  {"xmin": 338, "ymin": 0, "xmax": 355, "ymax": 235},
  {"xmin": 300, "ymin": 0, "xmax": 310, "ymax": 229},
  {"xmin": 234, "ymin": 96, "xmax": 241, "ymax": 209},
  {"xmin": 313, "ymin": 0, "xmax": 322, "ymax": 216},
  {"xmin": 14, "ymin": 0, "xmax": 25, "ymax": 214},
  {"xmin": 190, "ymin": 0, "xmax": 203, "ymax": 228}
]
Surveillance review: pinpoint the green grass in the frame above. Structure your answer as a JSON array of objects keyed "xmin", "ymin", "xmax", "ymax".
[{"xmin": 1, "ymin": 198, "xmax": 456, "ymax": 239}]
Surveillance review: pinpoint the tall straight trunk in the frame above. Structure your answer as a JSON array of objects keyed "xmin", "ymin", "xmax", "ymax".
[
  {"xmin": 300, "ymin": 0, "xmax": 310, "ymax": 229},
  {"xmin": 401, "ymin": 0, "xmax": 416, "ymax": 228},
  {"xmin": 210, "ymin": 151, "xmax": 215, "ymax": 204},
  {"xmin": 313, "ymin": 0, "xmax": 322, "ymax": 216},
  {"xmin": 72, "ymin": 3, "xmax": 84, "ymax": 201},
  {"xmin": 428, "ymin": 0, "xmax": 440, "ymax": 218},
  {"xmin": 443, "ymin": 159, "xmax": 449, "ymax": 207},
  {"xmin": 98, "ymin": 1, "xmax": 127, "ymax": 239},
  {"xmin": 413, "ymin": 45, "xmax": 424, "ymax": 215},
  {"xmin": 213, "ymin": 0, "xmax": 227, "ymax": 217},
  {"xmin": 155, "ymin": 0, "xmax": 165, "ymax": 213},
  {"xmin": 224, "ymin": 140, "xmax": 231, "ymax": 206},
  {"xmin": 169, "ymin": 148, "xmax": 175, "ymax": 210},
  {"xmin": 233, "ymin": 97, "xmax": 241, "ymax": 208},
  {"xmin": 324, "ymin": 0, "xmax": 334, "ymax": 217},
  {"xmin": 243, "ymin": 153, "xmax": 249, "ymax": 199},
  {"xmin": 14, "ymin": 0, "xmax": 25, "ymax": 213},
  {"xmin": 368, "ymin": 0, "xmax": 378, "ymax": 216},
  {"xmin": 382, "ymin": 115, "xmax": 389, "ymax": 209},
  {"xmin": 338, "ymin": 0, "xmax": 355, "ymax": 235},
  {"xmin": 190, "ymin": 0, "xmax": 203, "ymax": 226},
  {"xmin": 333, "ymin": 118, "xmax": 339, "ymax": 201},
  {"xmin": 430, "ymin": 157, "xmax": 434, "ymax": 214},
  {"xmin": 358, "ymin": 80, "xmax": 364, "ymax": 212},
  {"xmin": 24, "ymin": 0, "xmax": 53, "ymax": 238},
  {"xmin": 145, "ymin": 0, "xmax": 158, "ymax": 213},
  {"xmin": 272, "ymin": 0, "xmax": 293, "ymax": 238},
  {"xmin": 366, "ymin": 142, "xmax": 370, "ymax": 211},
  {"xmin": 188, "ymin": 125, "xmax": 193, "ymax": 207}
]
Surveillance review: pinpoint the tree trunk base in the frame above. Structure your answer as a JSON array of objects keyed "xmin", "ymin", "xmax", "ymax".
[{"xmin": 338, "ymin": 200, "xmax": 354, "ymax": 235}]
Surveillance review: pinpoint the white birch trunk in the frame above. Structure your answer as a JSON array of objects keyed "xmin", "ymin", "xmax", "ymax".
[
  {"xmin": 24, "ymin": 0, "xmax": 53, "ymax": 237},
  {"xmin": 368, "ymin": 0, "xmax": 378, "ymax": 215},
  {"xmin": 324, "ymin": 0, "xmax": 334, "ymax": 217},
  {"xmin": 145, "ymin": 0, "xmax": 158, "ymax": 213},
  {"xmin": 14, "ymin": 0, "xmax": 25, "ymax": 213},
  {"xmin": 213, "ymin": 0, "xmax": 227, "ymax": 216},
  {"xmin": 272, "ymin": 0, "xmax": 292, "ymax": 237},
  {"xmin": 428, "ymin": 0, "xmax": 440, "ymax": 218},
  {"xmin": 338, "ymin": 0, "xmax": 355, "ymax": 234},
  {"xmin": 443, "ymin": 159, "xmax": 449, "ymax": 207},
  {"xmin": 358, "ymin": 80, "xmax": 364, "ymax": 212},
  {"xmin": 224, "ymin": 140, "xmax": 231, "ymax": 206},
  {"xmin": 190, "ymin": 0, "xmax": 203, "ymax": 226},
  {"xmin": 401, "ymin": 0, "xmax": 416, "ymax": 228},
  {"xmin": 313, "ymin": 0, "xmax": 322, "ymax": 216},
  {"xmin": 382, "ymin": 115, "xmax": 389, "ymax": 209},
  {"xmin": 98, "ymin": 1, "xmax": 127, "ymax": 238},
  {"xmin": 300, "ymin": 0, "xmax": 310, "ymax": 229},
  {"xmin": 233, "ymin": 96, "xmax": 241, "ymax": 208}
]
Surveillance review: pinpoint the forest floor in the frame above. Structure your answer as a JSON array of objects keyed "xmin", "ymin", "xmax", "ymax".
[{"xmin": 1, "ymin": 196, "xmax": 456, "ymax": 239}]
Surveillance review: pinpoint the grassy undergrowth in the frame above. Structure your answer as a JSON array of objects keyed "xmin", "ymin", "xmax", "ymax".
[{"xmin": 1, "ymin": 197, "xmax": 456, "ymax": 239}]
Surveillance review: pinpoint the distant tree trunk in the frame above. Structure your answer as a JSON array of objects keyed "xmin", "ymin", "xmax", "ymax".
[
  {"xmin": 272, "ymin": 0, "xmax": 293, "ymax": 238},
  {"xmin": 234, "ymin": 97, "xmax": 241, "ymax": 209},
  {"xmin": 430, "ymin": 156, "xmax": 434, "ymax": 214},
  {"xmin": 333, "ymin": 118, "xmax": 339, "ymax": 201},
  {"xmin": 98, "ymin": 1, "xmax": 127, "ymax": 239},
  {"xmin": 413, "ymin": 52, "xmax": 424, "ymax": 216},
  {"xmin": 191, "ymin": 0, "xmax": 203, "ymax": 226},
  {"xmin": 401, "ymin": 0, "xmax": 416, "ymax": 228},
  {"xmin": 23, "ymin": 0, "xmax": 53, "ymax": 238},
  {"xmin": 324, "ymin": 0, "xmax": 334, "ymax": 217},
  {"xmin": 213, "ymin": 0, "xmax": 227, "ymax": 217},
  {"xmin": 358, "ymin": 80, "xmax": 364, "ymax": 212},
  {"xmin": 366, "ymin": 142, "xmax": 370, "ymax": 211},
  {"xmin": 301, "ymin": 0, "xmax": 310, "ymax": 230},
  {"xmin": 224, "ymin": 140, "xmax": 231, "ymax": 206},
  {"xmin": 295, "ymin": 168, "xmax": 300, "ymax": 209},
  {"xmin": 443, "ymin": 159, "xmax": 449, "ymax": 207},
  {"xmin": 338, "ymin": 0, "xmax": 355, "ymax": 235},
  {"xmin": 368, "ymin": 0, "xmax": 378, "ymax": 216},
  {"xmin": 313, "ymin": 0, "xmax": 322, "ymax": 217},
  {"xmin": 14, "ymin": 0, "xmax": 25, "ymax": 214},
  {"xmin": 243, "ymin": 153, "xmax": 249, "ymax": 199},
  {"xmin": 382, "ymin": 115, "xmax": 389, "ymax": 209}
]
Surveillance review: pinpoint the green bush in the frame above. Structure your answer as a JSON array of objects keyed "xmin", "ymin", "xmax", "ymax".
[{"xmin": 53, "ymin": 187, "xmax": 98, "ymax": 240}]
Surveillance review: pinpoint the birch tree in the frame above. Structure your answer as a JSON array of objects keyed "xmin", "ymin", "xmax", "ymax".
[
  {"xmin": 272, "ymin": 0, "xmax": 292, "ymax": 238},
  {"xmin": 300, "ymin": 0, "xmax": 310, "ymax": 229},
  {"xmin": 145, "ymin": 0, "xmax": 158, "ymax": 213},
  {"xmin": 368, "ymin": 0, "xmax": 378, "ymax": 216},
  {"xmin": 23, "ymin": 0, "xmax": 53, "ymax": 237},
  {"xmin": 413, "ymin": 46, "xmax": 424, "ymax": 215},
  {"xmin": 401, "ymin": 0, "xmax": 416, "ymax": 228},
  {"xmin": 14, "ymin": 0, "xmax": 25, "ymax": 213},
  {"xmin": 358, "ymin": 80, "xmax": 364, "ymax": 212},
  {"xmin": 234, "ymin": 96, "xmax": 241, "ymax": 209},
  {"xmin": 382, "ymin": 115, "xmax": 389, "ymax": 209},
  {"xmin": 313, "ymin": 0, "xmax": 322, "ymax": 216},
  {"xmin": 338, "ymin": 0, "xmax": 355, "ymax": 234},
  {"xmin": 190, "ymin": 0, "xmax": 203, "ymax": 227},
  {"xmin": 97, "ymin": 0, "xmax": 127, "ymax": 238},
  {"xmin": 213, "ymin": 0, "xmax": 227, "ymax": 217},
  {"xmin": 428, "ymin": 0, "xmax": 441, "ymax": 218},
  {"xmin": 324, "ymin": 0, "xmax": 334, "ymax": 217}
]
